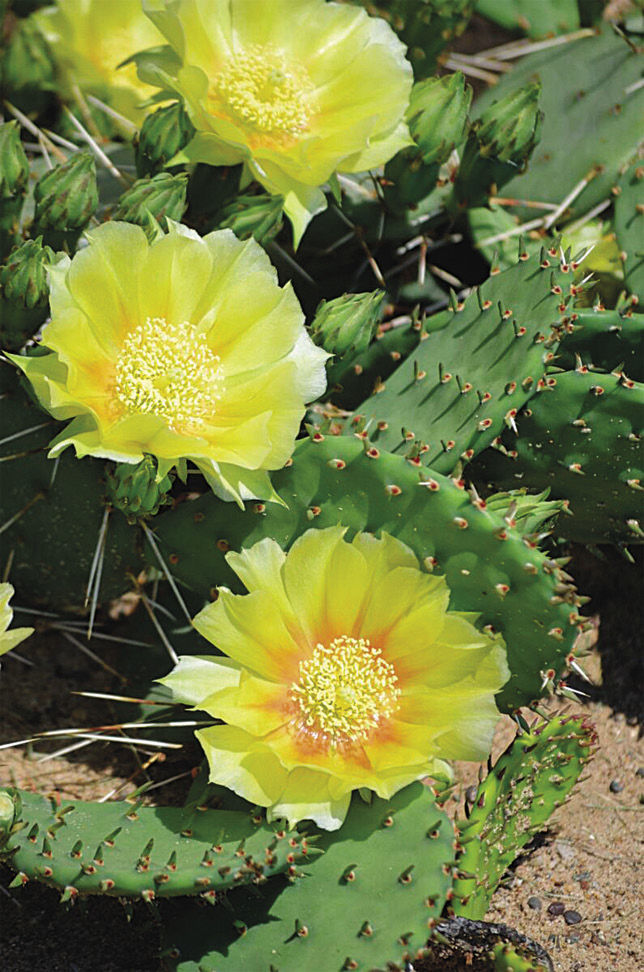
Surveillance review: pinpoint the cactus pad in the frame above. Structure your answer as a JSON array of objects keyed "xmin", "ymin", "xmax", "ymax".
[
  {"xmin": 0, "ymin": 788, "xmax": 314, "ymax": 900},
  {"xmin": 161, "ymin": 781, "xmax": 454, "ymax": 971},
  {"xmin": 451, "ymin": 714, "xmax": 597, "ymax": 920}
]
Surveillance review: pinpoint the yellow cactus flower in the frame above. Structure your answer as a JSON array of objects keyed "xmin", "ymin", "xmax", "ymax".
[
  {"xmin": 7, "ymin": 221, "xmax": 328, "ymax": 504},
  {"xmin": 34, "ymin": 0, "xmax": 164, "ymax": 126},
  {"xmin": 161, "ymin": 527, "xmax": 509, "ymax": 830},
  {"xmin": 141, "ymin": 0, "xmax": 414, "ymax": 244},
  {"xmin": 0, "ymin": 584, "xmax": 33, "ymax": 658}
]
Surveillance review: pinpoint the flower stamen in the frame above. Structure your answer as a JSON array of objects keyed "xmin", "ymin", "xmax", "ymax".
[
  {"xmin": 114, "ymin": 316, "xmax": 224, "ymax": 433},
  {"xmin": 211, "ymin": 45, "xmax": 315, "ymax": 142},
  {"xmin": 290, "ymin": 636, "xmax": 400, "ymax": 749}
]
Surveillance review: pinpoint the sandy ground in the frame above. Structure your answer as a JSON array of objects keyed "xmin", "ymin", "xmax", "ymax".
[{"xmin": 0, "ymin": 549, "xmax": 641, "ymax": 972}]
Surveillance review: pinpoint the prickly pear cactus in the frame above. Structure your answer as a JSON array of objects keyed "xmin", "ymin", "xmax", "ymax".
[
  {"xmin": 153, "ymin": 436, "xmax": 585, "ymax": 711},
  {"xmin": 348, "ymin": 247, "xmax": 574, "ymax": 473},
  {"xmin": 474, "ymin": 369, "xmax": 644, "ymax": 545},
  {"xmin": 614, "ymin": 161, "xmax": 644, "ymax": 301},
  {"xmin": 0, "ymin": 787, "xmax": 314, "ymax": 901},
  {"xmin": 451, "ymin": 715, "xmax": 597, "ymax": 920},
  {"xmin": 160, "ymin": 782, "xmax": 455, "ymax": 971}
]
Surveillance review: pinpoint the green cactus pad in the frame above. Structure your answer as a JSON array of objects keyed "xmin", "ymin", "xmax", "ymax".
[
  {"xmin": 476, "ymin": 0, "xmax": 579, "ymax": 37},
  {"xmin": 349, "ymin": 248, "xmax": 572, "ymax": 473},
  {"xmin": 153, "ymin": 436, "xmax": 585, "ymax": 710},
  {"xmin": 614, "ymin": 161, "xmax": 644, "ymax": 301},
  {"xmin": 451, "ymin": 714, "xmax": 596, "ymax": 920},
  {"xmin": 555, "ymin": 308, "xmax": 644, "ymax": 382},
  {"xmin": 0, "ymin": 787, "xmax": 314, "ymax": 900},
  {"xmin": 474, "ymin": 369, "xmax": 644, "ymax": 544},
  {"xmin": 474, "ymin": 28, "xmax": 644, "ymax": 222},
  {"xmin": 161, "ymin": 782, "xmax": 454, "ymax": 971}
]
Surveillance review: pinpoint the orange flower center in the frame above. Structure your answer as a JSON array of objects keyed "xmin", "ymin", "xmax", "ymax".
[
  {"xmin": 114, "ymin": 316, "xmax": 224, "ymax": 433},
  {"xmin": 290, "ymin": 636, "xmax": 400, "ymax": 748},
  {"xmin": 211, "ymin": 45, "xmax": 315, "ymax": 141}
]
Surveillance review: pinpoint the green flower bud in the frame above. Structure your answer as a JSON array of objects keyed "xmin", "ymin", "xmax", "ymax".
[
  {"xmin": 105, "ymin": 456, "xmax": 174, "ymax": 521},
  {"xmin": 384, "ymin": 73, "xmax": 471, "ymax": 211},
  {"xmin": 215, "ymin": 192, "xmax": 284, "ymax": 244},
  {"xmin": 453, "ymin": 81, "xmax": 542, "ymax": 208},
  {"xmin": 0, "ymin": 121, "xmax": 29, "ymax": 200},
  {"xmin": 0, "ymin": 237, "xmax": 55, "ymax": 350},
  {"xmin": 0, "ymin": 15, "xmax": 55, "ymax": 115},
  {"xmin": 112, "ymin": 172, "xmax": 188, "ymax": 229},
  {"xmin": 410, "ymin": 73, "xmax": 472, "ymax": 166},
  {"xmin": 475, "ymin": 82, "xmax": 542, "ymax": 164},
  {"xmin": 310, "ymin": 290, "xmax": 384, "ymax": 389},
  {"xmin": 135, "ymin": 101, "xmax": 195, "ymax": 178},
  {"xmin": 33, "ymin": 150, "xmax": 98, "ymax": 250},
  {"xmin": 0, "ymin": 121, "xmax": 30, "ymax": 257}
]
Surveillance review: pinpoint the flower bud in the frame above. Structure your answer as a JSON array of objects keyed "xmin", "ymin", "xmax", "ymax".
[
  {"xmin": 105, "ymin": 456, "xmax": 174, "ymax": 521},
  {"xmin": 33, "ymin": 150, "xmax": 98, "ymax": 250},
  {"xmin": 215, "ymin": 192, "xmax": 284, "ymax": 245},
  {"xmin": 310, "ymin": 291, "xmax": 384, "ymax": 389},
  {"xmin": 0, "ymin": 15, "xmax": 55, "ymax": 116},
  {"xmin": 135, "ymin": 102, "xmax": 195, "ymax": 178},
  {"xmin": 453, "ymin": 82, "xmax": 542, "ymax": 208},
  {"xmin": 384, "ymin": 73, "xmax": 471, "ymax": 211},
  {"xmin": 0, "ymin": 236, "xmax": 55, "ymax": 350},
  {"xmin": 0, "ymin": 121, "xmax": 30, "ymax": 257},
  {"xmin": 112, "ymin": 172, "xmax": 188, "ymax": 229}
]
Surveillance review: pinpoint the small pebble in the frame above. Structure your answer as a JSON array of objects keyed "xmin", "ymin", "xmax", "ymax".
[
  {"xmin": 547, "ymin": 901, "xmax": 565, "ymax": 916},
  {"xmin": 636, "ymin": 767, "xmax": 644, "ymax": 778},
  {"xmin": 609, "ymin": 779, "xmax": 624, "ymax": 793},
  {"xmin": 464, "ymin": 785, "xmax": 478, "ymax": 805},
  {"xmin": 527, "ymin": 896, "xmax": 542, "ymax": 911},
  {"xmin": 564, "ymin": 910, "xmax": 582, "ymax": 925}
]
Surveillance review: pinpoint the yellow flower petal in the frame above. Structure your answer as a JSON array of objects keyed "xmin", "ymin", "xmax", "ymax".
[
  {"xmin": 204, "ymin": 670, "xmax": 289, "ymax": 737},
  {"xmin": 0, "ymin": 583, "xmax": 33, "ymax": 657},
  {"xmin": 158, "ymin": 654, "xmax": 241, "ymax": 706},
  {"xmin": 193, "ymin": 589, "xmax": 303, "ymax": 683},
  {"xmin": 196, "ymin": 724, "xmax": 288, "ymax": 806},
  {"xmin": 268, "ymin": 767, "xmax": 352, "ymax": 831}
]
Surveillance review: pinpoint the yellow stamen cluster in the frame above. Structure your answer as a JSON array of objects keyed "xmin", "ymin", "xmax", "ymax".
[
  {"xmin": 291, "ymin": 636, "xmax": 401, "ymax": 748},
  {"xmin": 114, "ymin": 316, "xmax": 224, "ymax": 433},
  {"xmin": 212, "ymin": 45, "xmax": 315, "ymax": 140}
]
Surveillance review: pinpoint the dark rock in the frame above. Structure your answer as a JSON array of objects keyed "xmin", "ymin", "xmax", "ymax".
[
  {"xmin": 527, "ymin": 896, "xmax": 542, "ymax": 911},
  {"xmin": 609, "ymin": 779, "xmax": 624, "ymax": 793},
  {"xmin": 547, "ymin": 901, "xmax": 565, "ymax": 916},
  {"xmin": 564, "ymin": 910, "xmax": 582, "ymax": 925}
]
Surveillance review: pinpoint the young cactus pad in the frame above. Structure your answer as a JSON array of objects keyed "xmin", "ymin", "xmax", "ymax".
[
  {"xmin": 351, "ymin": 247, "xmax": 573, "ymax": 473},
  {"xmin": 451, "ymin": 714, "xmax": 597, "ymax": 920},
  {"xmin": 153, "ymin": 436, "xmax": 586, "ymax": 711},
  {"xmin": 0, "ymin": 788, "xmax": 314, "ymax": 901},
  {"xmin": 161, "ymin": 781, "xmax": 455, "ymax": 971},
  {"xmin": 476, "ymin": 369, "xmax": 644, "ymax": 545}
]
